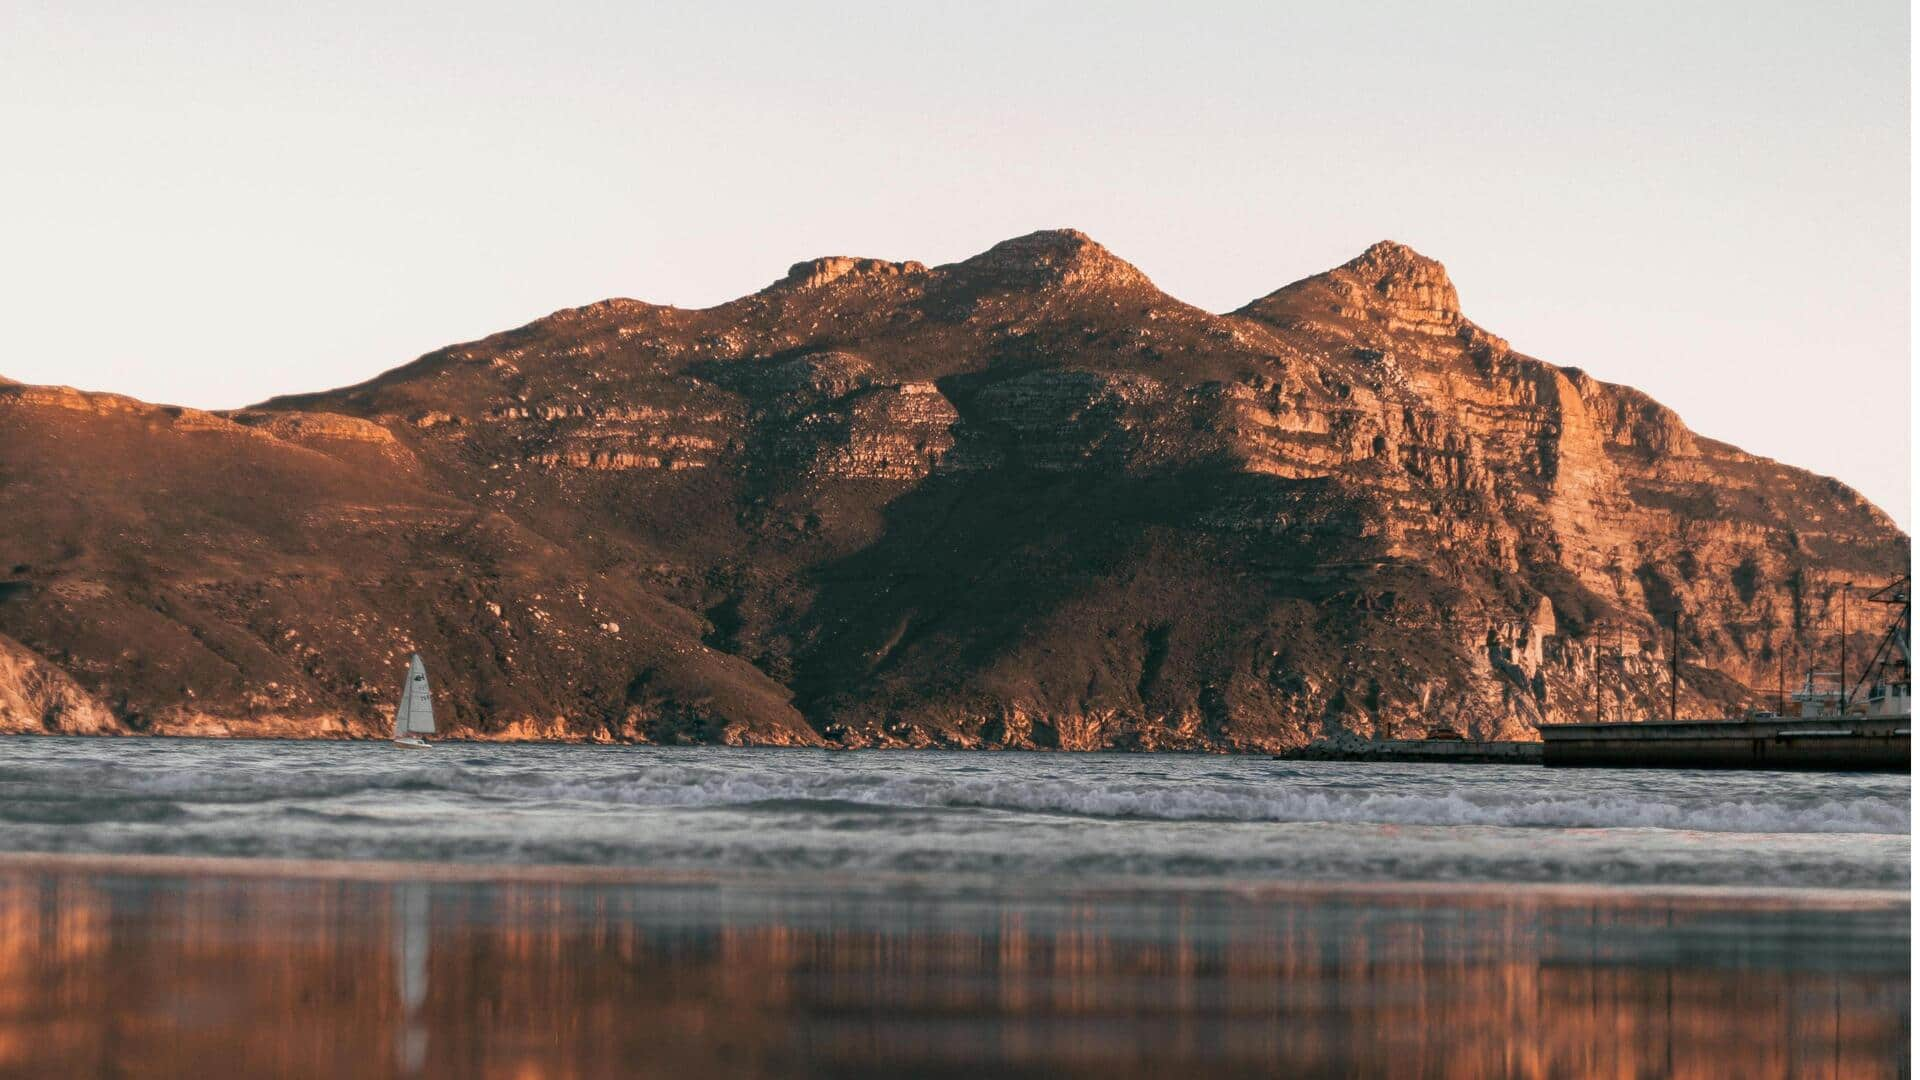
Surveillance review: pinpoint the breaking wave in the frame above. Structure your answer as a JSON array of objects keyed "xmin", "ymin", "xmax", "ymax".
[
  {"xmin": 1, "ymin": 754, "xmax": 1903, "ymax": 836},
  {"xmin": 452, "ymin": 768, "xmax": 1908, "ymax": 835}
]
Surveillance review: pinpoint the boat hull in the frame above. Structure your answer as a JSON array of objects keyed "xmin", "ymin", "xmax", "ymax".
[{"xmin": 392, "ymin": 737, "xmax": 431, "ymax": 750}]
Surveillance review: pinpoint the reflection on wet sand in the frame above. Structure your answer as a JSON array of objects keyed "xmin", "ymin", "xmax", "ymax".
[
  {"xmin": 0, "ymin": 864, "xmax": 1904, "ymax": 1078},
  {"xmin": 394, "ymin": 882, "xmax": 430, "ymax": 1073}
]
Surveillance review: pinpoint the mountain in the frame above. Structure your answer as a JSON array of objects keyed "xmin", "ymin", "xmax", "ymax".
[{"xmin": 0, "ymin": 231, "xmax": 1905, "ymax": 748}]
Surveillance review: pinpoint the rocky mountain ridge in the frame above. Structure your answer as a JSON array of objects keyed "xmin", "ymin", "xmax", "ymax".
[{"xmin": 0, "ymin": 230, "xmax": 1905, "ymax": 748}]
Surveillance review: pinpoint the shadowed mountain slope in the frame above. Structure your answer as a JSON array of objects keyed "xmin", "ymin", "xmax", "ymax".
[{"xmin": 0, "ymin": 231, "xmax": 1905, "ymax": 747}]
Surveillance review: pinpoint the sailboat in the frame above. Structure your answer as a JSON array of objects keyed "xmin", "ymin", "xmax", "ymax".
[{"xmin": 392, "ymin": 653, "xmax": 436, "ymax": 749}]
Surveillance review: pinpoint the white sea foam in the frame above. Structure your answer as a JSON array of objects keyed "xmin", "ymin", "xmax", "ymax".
[
  {"xmin": 440, "ymin": 768, "xmax": 1908, "ymax": 835},
  {"xmin": 4, "ymin": 754, "xmax": 1906, "ymax": 836}
]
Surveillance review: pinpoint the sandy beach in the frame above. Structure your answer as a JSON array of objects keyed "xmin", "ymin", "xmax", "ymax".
[{"xmin": 0, "ymin": 853, "xmax": 1906, "ymax": 1078}]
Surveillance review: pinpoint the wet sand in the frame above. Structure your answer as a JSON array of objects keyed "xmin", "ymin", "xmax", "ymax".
[{"xmin": 0, "ymin": 854, "xmax": 1905, "ymax": 1078}]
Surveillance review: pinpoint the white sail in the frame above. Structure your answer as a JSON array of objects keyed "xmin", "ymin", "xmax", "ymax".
[{"xmin": 395, "ymin": 653, "xmax": 435, "ymax": 736}]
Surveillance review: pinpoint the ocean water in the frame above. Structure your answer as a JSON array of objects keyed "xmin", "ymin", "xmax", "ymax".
[
  {"xmin": 0, "ymin": 737, "xmax": 1906, "ymax": 891},
  {"xmin": 0, "ymin": 737, "xmax": 1908, "ymax": 1075}
]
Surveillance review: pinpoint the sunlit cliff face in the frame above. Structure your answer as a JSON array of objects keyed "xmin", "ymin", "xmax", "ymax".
[
  {"xmin": 0, "ymin": 869, "xmax": 1902, "ymax": 1078},
  {"xmin": 0, "ymin": 231, "xmax": 1906, "ymax": 747}
]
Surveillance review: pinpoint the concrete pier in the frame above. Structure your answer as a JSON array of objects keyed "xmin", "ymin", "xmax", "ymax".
[
  {"xmin": 1537, "ymin": 716, "xmax": 1909, "ymax": 772},
  {"xmin": 1275, "ymin": 739, "xmax": 1543, "ymax": 765}
]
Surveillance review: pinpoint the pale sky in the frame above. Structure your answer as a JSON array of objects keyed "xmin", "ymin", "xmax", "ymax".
[{"xmin": 2, "ymin": 1, "xmax": 1909, "ymax": 525}]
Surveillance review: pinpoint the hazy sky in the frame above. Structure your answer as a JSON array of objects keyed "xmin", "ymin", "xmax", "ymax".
[{"xmin": 3, "ymin": 1, "xmax": 1909, "ymax": 525}]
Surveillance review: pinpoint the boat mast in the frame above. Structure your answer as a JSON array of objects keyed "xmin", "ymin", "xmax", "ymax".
[
  {"xmin": 1850, "ymin": 577, "xmax": 1911, "ymax": 710},
  {"xmin": 1839, "ymin": 581, "xmax": 1851, "ymax": 713}
]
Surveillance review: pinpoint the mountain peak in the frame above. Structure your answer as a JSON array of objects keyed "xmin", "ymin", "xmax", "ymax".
[
  {"xmin": 1236, "ymin": 239, "xmax": 1461, "ymax": 330},
  {"xmin": 1351, "ymin": 238, "xmax": 1436, "ymax": 264},
  {"xmin": 1332, "ymin": 239, "xmax": 1460, "ymax": 324},
  {"xmin": 1348, "ymin": 237, "xmax": 1455, "ymax": 293},
  {"xmin": 942, "ymin": 228, "xmax": 1155, "ymax": 294}
]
